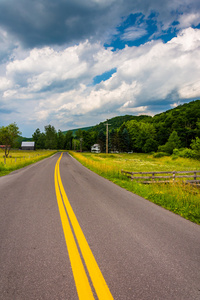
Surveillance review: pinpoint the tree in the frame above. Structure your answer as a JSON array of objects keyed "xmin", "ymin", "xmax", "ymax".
[
  {"xmin": 195, "ymin": 119, "xmax": 200, "ymax": 138},
  {"xmin": 191, "ymin": 137, "xmax": 200, "ymax": 153},
  {"xmin": 75, "ymin": 129, "xmax": 83, "ymax": 151},
  {"xmin": 38, "ymin": 132, "xmax": 45, "ymax": 149},
  {"xmin": 142, "ymin": 138, "xmax": 158, "ymax": 153},
  {"xmin": 126, "ymin": 120, "xmax": 156, "ymax": 152},
  {"xmin": 72, "ymin": 138, "xmax": 80, "ymax": 150},
  {"xmin": 57, "ymin": 130, "xmax": 65, "ymax": 150},
  {"xmin": 110, "ymin": 128, "xmax": 118, "ymax": 152},
  {"xmin": 0, "ymin": 123, "xmax": 21, "ymax": 157},
  {"xmin": 82, "ymin": 130, "xmax": 92, "ymax": 151},
  {"xmin": 158, "ymin": 130, "xmax": 181, "ymax": 154},
  {"xmin": 44, "ymin": 125, "xmax": 57, "ymax": 149},
  {"xmin": 75, "ymin": 129, "xmax": 83, "ymax": 140},
  {"xmin": 117, "ymin": 123, "xmax": 126, "ymax": 152},
  {"xmin": 155, "ymin": 122, "xmax": 170, "ymax": 146},
  {"xmin": 32, "ymin": 128, "xmax": 42, "ymax": 149},
  {"xmin": 64, "ymin": 131, "xmax": 73, "ymax": 150},
  {"xmin": 121, "ymin": 128, "xmax": 130, "ymax": 152},
  {"xmin": 97, "ymin": 129, "xmax": 106, "ymax": 152}
]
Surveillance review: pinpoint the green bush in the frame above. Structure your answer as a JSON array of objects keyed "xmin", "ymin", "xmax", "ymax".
[
  {"xmin": 153, "ymin": 152, "xmax": 170, "ymax": 158},
  {"xmin": 0, "ymin": 162, "xmax": 5, "ymax": 171},
  {"xmin": 158, "ymin": 130, "xmax": 181, "ymax": 154},
  {"xmin": 172, "ymin": 148, "xmax": 200, "ymax": 159}
]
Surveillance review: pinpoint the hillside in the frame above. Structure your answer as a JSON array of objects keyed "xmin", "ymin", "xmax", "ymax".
[
  {"xmin": 151, "ymin": 100, "xmax": 200, "ymax": 147},
  {"xmin": 63, "ymin": 100, "xmax": 200, "ymax": 140},
  {"xmin": 62, "ymin": 126, "xmax": 92, "ymax": 136},
  {"xmin": 89, "ymin": 115, "xmax": 152, "ymax": 133},
  {"xmin": 63, "ymin": 99, "xmax": 200, "ymax": 150},
  {"xmin": 152, "ymin": 100, "xmax": 200, "ymax": 128}
]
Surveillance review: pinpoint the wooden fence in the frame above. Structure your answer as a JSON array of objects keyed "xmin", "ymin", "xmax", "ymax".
[{"xmin": 121, "ymin": 170, "xmax": 200, "ymax": 185}]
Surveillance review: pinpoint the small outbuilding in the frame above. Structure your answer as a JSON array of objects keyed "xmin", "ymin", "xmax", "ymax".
[
  {"xmin": 91, "ymin": 144, "xmax": 100, "ymax": 153},
  {"xmin": 21, "ymin": 141, "xmax": 35, "ymax": 150}
]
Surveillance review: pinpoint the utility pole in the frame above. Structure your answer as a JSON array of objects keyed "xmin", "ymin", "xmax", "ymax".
[{"xmin": 104, "ymin": 119, "xmax": 111, "ymax": 154}]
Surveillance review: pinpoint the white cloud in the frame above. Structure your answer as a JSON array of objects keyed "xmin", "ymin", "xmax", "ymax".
[
  {"xmin": 3, "ymin": 89, "xmax": 17, "ymax": 98},
  {"xmin": 1, "ymin": 27, "xmax": 200, "ymax": 135},
  {"xmin": 6, "ymin": 44, "xmax": 89, "ymax": 90},
  {"xmin": 121, "ymin": 27, "xmax": 147, "ymax": 41},
  {"xmin": 178, "ymin": 13, "xmax": 200, "ymax": 28},
  {"xmin": 0, "ymin": 77, "xmax": 12, "ymax": 91},
  {"xmin": 119, "ymin": 103, "xmax": 148, "ymax": 113},
  {"xmin": 170, "ymin": 101, "xmax": 181, "ymax": 108},
  {"xmin": 168, "ymin": 27, "xmax": 200, "ymax": 51},
  {"xmin": 179, "ymin": 81, "xmax": 200, "ymax": 99}
]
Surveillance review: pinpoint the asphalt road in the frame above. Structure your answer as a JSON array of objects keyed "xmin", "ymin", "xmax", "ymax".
[{"xmin": 0, "ymin": 152, "xmax": 200, "ymax": 299}]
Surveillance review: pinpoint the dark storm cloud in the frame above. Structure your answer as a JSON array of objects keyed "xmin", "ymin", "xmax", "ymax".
[
  {"xmin": 0, "ymin": 0, "xmax": 199, "ymax": 48},
  {"xmin": 0, "ymin": 0, "xmax": 120, "ymax": 47}
]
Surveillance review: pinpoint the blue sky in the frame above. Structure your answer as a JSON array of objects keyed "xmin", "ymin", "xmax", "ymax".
[{"xmin": 0, "ymin": 0, "xmax": 200, "ymax": 137}]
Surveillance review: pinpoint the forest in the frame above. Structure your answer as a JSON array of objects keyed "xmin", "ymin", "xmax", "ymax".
[{"xmin": 25, "ymin": 100, "xmax": 200, "ymax": 158}]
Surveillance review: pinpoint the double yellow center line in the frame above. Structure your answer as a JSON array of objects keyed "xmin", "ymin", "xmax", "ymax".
[{"xmin": 54, "ymin": 153, "xmax": 114, "ymax": 300}]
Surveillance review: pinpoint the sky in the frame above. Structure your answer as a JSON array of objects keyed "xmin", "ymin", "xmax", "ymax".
[{"xmin": 0, "ymin": 0, "xmax": 200, "ymax": 137}]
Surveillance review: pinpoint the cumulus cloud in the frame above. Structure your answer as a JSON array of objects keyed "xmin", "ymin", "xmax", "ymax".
[
  {"xmin": 0, "ymin": 0, "xmax": 200, "ymax": 135},
  {"xmin": 1, "ymin": 27, "xmax": 200, "ymax": 134},
  {"xmin": 0, "ymin": 77, "xmax": 12, "ymax": 91},
  {"xmin": 178, "ymin": 13, "xmax": 200, "ymax": 29}
]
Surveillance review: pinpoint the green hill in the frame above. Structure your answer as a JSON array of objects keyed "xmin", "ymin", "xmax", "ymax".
[
  {"xmin": 151, "ymin": 100, "xmax": 200, "ymax": 147},
  {"xmin": 63, "ymin": 115, "xmax": 152, "ymax": 135},
  {"xmin": 62, "ymin": 126, "xmax": 93, "ymax": 136},
  {"xmin": 62, "ymin": 100, "xmax": 200, "ymax": 149},
  {"xmin": 63, "ymin": 100, "xmax": 200, "ymax": 143},
  {"xmin": 89, "ymin": 115, "xmax": 152, "ymax": 133}
]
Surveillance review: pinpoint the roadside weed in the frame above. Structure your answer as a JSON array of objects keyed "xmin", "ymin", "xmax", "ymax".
[
  {"xmin": 0, "ymin": 150, "xmax": 57, "ymax": 176},
  {"xmin": 69, "ymin": 151, "xmax": 200, "ymax": 225}
]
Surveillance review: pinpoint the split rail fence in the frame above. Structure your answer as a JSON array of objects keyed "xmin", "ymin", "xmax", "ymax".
[{"xmin": 121, "ymin": 170, "xmax": 200, "ymax": 185}]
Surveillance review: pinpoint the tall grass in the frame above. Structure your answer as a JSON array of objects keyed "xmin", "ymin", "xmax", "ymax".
[
  {"xmin": 0, "ymin": 150, "xmax": 57, "ymax": 176},
  {"xmin": 69, "ymin": 151, "xmax": 200, "ymax": 225}
]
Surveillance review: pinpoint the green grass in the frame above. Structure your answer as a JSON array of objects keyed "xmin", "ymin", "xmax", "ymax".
[
  {"xmin": 69, "ymin": 151, "xmax": 200, "ymax": 225},
  {"xmin": 0, "ymin": 150, "xmax": 57, "ymax": 176}
]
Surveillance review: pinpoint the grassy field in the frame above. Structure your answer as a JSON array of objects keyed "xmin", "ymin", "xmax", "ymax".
[
  {"xmin": 0, "ymin": 149, "xmax": 57, "ymax": 176},
  {"xmin": 69, "ymin": 151, "xmax": 200, "ymax": 225}
]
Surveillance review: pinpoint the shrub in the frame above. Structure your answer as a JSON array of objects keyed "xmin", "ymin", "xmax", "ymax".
[
  {"xmin": 0, "ymin": 162, "xmax": 5, "ymax": 171},
  {"xmin": 153, "ymin": 152, "xmax": 170, "ymax": 158},
  {"xmin": 191, "ymin": 137, "xmax": 200, "ymax": 151},
  {"xmin": 158, "ymin": 131, "xmax": 181, "ymax": 154},
  {"xmin": 172, "ymin": 148, "xmax": 200, "ymax": 159}
]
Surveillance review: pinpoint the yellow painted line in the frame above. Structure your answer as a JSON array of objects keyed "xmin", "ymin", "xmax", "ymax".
[
  {"xmin": 54, "ymin": 156, "xmax": 94, "ymax": 299},
  {"xmin": 55, "ymin": 153, "xmax": 114, "ymax": 300}
]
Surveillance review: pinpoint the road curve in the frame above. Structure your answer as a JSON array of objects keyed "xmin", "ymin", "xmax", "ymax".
[{"xmin": 0, "ymin": 152, "xmax": 200, "ymax": 299}]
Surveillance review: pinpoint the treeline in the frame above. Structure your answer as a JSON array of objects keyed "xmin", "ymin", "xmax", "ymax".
[
  {"xmin": 31, "ymin": 100, "xmax": 200, "ymax": 157},
  {"xmin": 32, "ymin": 125, "xmax": 73, "ymax": 150}
]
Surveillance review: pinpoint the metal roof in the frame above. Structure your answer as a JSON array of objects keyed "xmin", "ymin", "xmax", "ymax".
[{"xmin": 21, "ymin": 142, "xmax": 35, "ymax": 147}]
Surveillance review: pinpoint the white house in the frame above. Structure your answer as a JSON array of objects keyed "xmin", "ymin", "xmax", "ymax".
[
  {"xmin": 21, "ymin": 141, "xmax": 35, "ymax": 150},
  {"xmin": 91, "ymin": 144, "xmax": 101, "ymax": 153}
]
